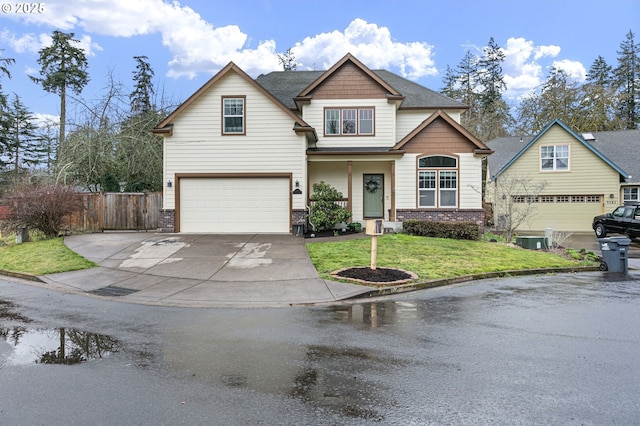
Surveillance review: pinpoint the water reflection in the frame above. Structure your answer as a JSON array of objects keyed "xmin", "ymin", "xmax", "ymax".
[
  {"xmin": 330, "ymin": 301, "xmax": 420, "ymax": 328},
  {"xmin": 0, "ymin": 327, "xmax": 120, "ymax": 366}
]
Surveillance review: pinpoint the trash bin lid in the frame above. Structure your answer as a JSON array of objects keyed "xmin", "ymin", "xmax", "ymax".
[{"xmin": 608, "ymin": 236, "xmax": 631, "ymax": 245}]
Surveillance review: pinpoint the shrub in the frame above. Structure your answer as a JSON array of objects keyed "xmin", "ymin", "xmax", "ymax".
[
  {"xmin": 4, "ymin": 183, "xmax": 84, "ymax": 239},
  {"xmin": 403, "ymin": 220, "xmax": 479, "ymax": 240},
  {"xmin": 308, "ymin": 181, "xmax": 352, "ymax": 231},
  {"xmin": 347, "ymin": 221, "xmax": 362, "ymax": 233}
]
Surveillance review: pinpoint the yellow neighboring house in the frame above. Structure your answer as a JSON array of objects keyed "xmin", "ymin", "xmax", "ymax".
[{"xmin": 486, "ymin": 119, "xmax": 639, "ymax": 234}]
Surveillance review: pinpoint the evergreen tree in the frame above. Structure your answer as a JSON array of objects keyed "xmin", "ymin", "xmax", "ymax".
[
  {"xmin": 115, "ymin": 57, "xmax": 163, "ymax": 191},
  {"xmin": 130, "ymin": 55, "xmax": 155, "ymax": 114},
  {"xmin": 4, "ymin": 95, "xmax": 44, "ymax": 182},
  {"xmin": 0, "ymin": 49, "xmax": 15, "ymax": 109},
  {"xmin": 580, "ymin": 56, "xmax": 622, "ymax": 130},
  {"xmin": 30, "ymin": 30, "xmax": 89, "ymax": 149},
  {"xmin": 477, "ymin": 37, "xmax": 512, "ymax": 140},
  {"xmin": 614, "ymin": 30, "xmax": 640, "ymax": 129}
]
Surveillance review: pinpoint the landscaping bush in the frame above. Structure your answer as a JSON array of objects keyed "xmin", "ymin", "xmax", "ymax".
[
  {"xmin": 308, "ymin": 181, "xmax": 352, "ymax": 231},
  {"xmin": 3, "ymin": 182, "xmax": 84, "ymax": 239},
  {"xmin": 403, "ymin": 220, "xmax": 479, "ymax": 240}
]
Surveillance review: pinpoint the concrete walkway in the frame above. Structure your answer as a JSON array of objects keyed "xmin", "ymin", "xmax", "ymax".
[{"xmin": 38, "ymin": 233, "xmax": 374, "ymax": 308}]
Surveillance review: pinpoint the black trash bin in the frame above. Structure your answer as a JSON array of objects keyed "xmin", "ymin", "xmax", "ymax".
[{"xmin": 597, "ymin": 236, "xmax": 631, "ymax": 272}]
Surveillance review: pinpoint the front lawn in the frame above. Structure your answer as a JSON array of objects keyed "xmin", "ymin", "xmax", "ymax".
[
  {"xmin": 306, "ymin": 233, "xmax": 597, "ymax": 281},
  {"xmin": 0, "ymin": 238, "xmax": 96, "ymax": 275}
]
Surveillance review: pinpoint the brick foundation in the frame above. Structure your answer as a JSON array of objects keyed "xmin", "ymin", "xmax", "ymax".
[{"xmin": 396, "ymin": 209, "xmax": 485, "ymax": 234}]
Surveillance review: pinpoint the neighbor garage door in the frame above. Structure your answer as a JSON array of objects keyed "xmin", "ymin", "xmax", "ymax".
[{"xmin": 179, "ymin": 177, "xmax": 290, "ymax": 233}]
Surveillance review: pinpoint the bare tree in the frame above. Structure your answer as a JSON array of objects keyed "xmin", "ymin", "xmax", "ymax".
[{"xmin": 489, "ymin": 175, "xmax": 547, "ymax": 242}]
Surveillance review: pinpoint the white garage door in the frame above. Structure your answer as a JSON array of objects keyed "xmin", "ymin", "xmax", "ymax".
[{"xmin": 180, "ymin": 177, "xmax": 290, "ymax": 233}]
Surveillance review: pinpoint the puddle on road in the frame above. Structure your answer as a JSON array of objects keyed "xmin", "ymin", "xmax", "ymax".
[
  {"xmin": 1, "ymin": 326, "xmax": 120, "ymax": 366},
  {"xmin": 0, "ymin": 299, "xmax": 120, "ymax": 366}
]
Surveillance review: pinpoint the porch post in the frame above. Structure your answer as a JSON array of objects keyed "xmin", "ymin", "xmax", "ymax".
[
  {"xmin": 347, "ymin": 161, "xmax": 353, "ymax": 214},
  {"xmin": 390, "ymin": 160, "xmax": 396, "ymax": 221}
]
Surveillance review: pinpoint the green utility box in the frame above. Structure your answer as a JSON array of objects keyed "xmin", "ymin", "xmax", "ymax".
[{"xmin": 515, "ymin": 236, "xmax": 548, "ymax": 250}]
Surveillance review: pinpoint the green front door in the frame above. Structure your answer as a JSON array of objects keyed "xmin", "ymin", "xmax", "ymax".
[{"xmin": 363, "ymin": 174, "xmax": 384, "ymax": 218}]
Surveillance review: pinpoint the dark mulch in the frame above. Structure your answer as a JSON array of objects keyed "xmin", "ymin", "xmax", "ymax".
[
  {"xmin": 304, "ymin": 229, "xmax": 359, "ymax": 239},
  {"xmin": 334, "ymin": 267, "xmax": 412, "ymax": 283}
]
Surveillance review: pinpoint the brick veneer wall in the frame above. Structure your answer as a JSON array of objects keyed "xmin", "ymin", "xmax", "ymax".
[
  {"xmin": 396, "ymin": 209, "xmax": 485, "ymax": 234},
  {"xmin": 160, "ymin": 209, "xmax": 175, "ymax": 233},
  {"xmin": 292, "ymin": 209, "xmax": 308, "ymax": 234}
]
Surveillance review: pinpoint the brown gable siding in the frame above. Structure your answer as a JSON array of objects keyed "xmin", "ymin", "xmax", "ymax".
[
  {"xmin": 400, "ymin": 117, "xmax": 476, "ymax": 154},
  {"xmin": 311, "ymin": 62, "xmax": 388, "ymax": 100}
]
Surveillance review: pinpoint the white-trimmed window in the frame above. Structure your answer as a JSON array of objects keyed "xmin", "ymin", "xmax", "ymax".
[
  {"xmin": 418, "ymin": 155, "xmax": 458, "ymax": 208},
  {"xmin": 540, "ymin": 145, "xmax": 569, "ymax": 171},
  {"xmin": 624, "ymin": 187, "xmax": 639, "ymax": 202},
  {"xmin": 222, "ymin": 97, "xmax": 245, "ymax": 134},
  {"xmin": 324, "ymin": 107, "xmax": 375, "ymax": 136}
]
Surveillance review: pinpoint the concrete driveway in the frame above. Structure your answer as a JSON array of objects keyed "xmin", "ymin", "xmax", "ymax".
[{"xmin": 38, "ymin": 233, "xmax": 373, "ymax": 307}]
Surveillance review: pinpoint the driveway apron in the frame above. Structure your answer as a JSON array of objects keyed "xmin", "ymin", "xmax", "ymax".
[{"xmin": 39, "ymin": 233, "xmax": 373, "ymax": 307}]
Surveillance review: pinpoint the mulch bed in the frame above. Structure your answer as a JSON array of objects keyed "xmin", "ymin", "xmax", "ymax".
[{"xmin": 331, "ymin": 266, "xmax": 418, "ymax": 286}]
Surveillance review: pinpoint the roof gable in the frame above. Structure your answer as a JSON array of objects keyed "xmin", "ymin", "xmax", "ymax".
[
  {"xmin": 297, "ymin": 53, "xmax": 403, "ymax": 102},
  {"xmin": 393, "ymin": 110, "xmax": 493, "ymax": 155},
  {"xmin": 490, "ymin": 119, "xmax": 629, "ymax": 180},
  {"xmin": 153, "ymin": 62, "xmax": 313, "ymax": 136}
]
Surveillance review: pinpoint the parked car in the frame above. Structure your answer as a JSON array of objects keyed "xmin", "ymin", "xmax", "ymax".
[{"xmin": 592, "ymin": 202, "xmax": 640, "ymax": 239}]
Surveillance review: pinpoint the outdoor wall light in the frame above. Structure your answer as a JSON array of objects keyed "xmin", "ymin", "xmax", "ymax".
[
  {"xmin": 610, "ymin": 193, "xmax": 615, "ymax": 198},
  {"xmin": 167, "ymin": 179, "xmax": 172, "ymax": 188},
  {"xmin": 295, "ymin": 180, "xmax": 300, "ymax": 188}
]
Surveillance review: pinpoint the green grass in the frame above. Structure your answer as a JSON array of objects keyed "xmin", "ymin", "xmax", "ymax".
[
  {"xmin": 306, "ymin": 233, "xmax": 597, "ymax": 281},
  {"xmin": 0, "ymin": 238, "xmax": 96, "ymax": 275}
]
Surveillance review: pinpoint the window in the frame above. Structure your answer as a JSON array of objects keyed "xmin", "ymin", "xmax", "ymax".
[
  {"xmin": 325, "ymin": 109, "xmax": 340, "ymax": 135},
  {"xmin": 624, "ymin": 187, "xmax": 639, "ymax": 202},
  {"xmin": 556, "ymin": 196, "xmax": 570, "ymax": 203},
  {"xmin": 540, "ymin": 196, "xmax": 554, "ymax": 203},
  {"xmin": 223, "ymin": 97, "xmax": 244, "ymax": 134},
  {"xmin": 342, "ymin": 109, "xmax": 356, "ymax": 134},
  {"xmin": 540, "ymin": 145, "xmax": 569, "ymax": 171},
  {"xmin": 586, "ymin": 195, "xmax": 601, "ymax": 203},
  {"xmin": 417, "ymin": 155, "xmax": 458, "ymax": 208},
  {"xmin": 324, "ymin": 107, "xmax": 374, "ymax": 136},
  {"xmin": 359, "ymin": 109, "xmax": 374, "ymax": 134},
  {"xmin": 571, "ymin": 196, "xmax": 585, "ymax": 203},
  {"xmin": 418, "ymin": 171, "xmax": 436, "ymax": 207}
]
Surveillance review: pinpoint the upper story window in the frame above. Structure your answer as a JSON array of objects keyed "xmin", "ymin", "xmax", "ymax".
[
  {"xmin": 417, "ymin": 155, "xmax": 458, "ymax": 208},
  {"xmin": 324, "ymin": 107, "xmax": 374, "ymax": 136},
  {"xmin": 540, "ymin": 144, "xmax": 569, "ymax": 171},
  {"xmin": 222, "ymin": 97, "xmax": 245, "ymax": 135}
]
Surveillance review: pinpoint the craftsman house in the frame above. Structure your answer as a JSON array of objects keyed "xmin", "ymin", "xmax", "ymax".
[
  {"xmin": 152, "ymin": 54, "xmax": 493, "ymax": 233},
  {"xmin": 486, "ymin": 119, "xmax": 639, "ymax": 233}
]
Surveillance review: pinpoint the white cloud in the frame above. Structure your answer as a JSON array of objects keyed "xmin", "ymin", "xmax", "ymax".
[
  {"xmin": 292, "ymin": 19, "xmax": 437, "ymax": 79},
  {"xmin": 501, "ymin": 37, "xmax": 583, "ymax": 99},
  {"xmin": 552, "ymin": 59, "xmax": 587, "ymax": 82},
  {"xmin": 5, "ymin": 2, "xmax": 437, "ymax": 82}
]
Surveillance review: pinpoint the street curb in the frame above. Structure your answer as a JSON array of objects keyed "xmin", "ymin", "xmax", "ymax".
[
  {"xmin": 347, "ymin": 266, "xmax": 602, "ymax": 299},
  {"xmin": 0, "ymin": 269, "xmax": 44, "ymax": 283}
]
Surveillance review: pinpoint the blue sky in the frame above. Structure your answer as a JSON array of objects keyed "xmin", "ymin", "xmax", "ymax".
[{"xmin": 0, "ymin": 0, "xmax": 638, "ymax": 125}]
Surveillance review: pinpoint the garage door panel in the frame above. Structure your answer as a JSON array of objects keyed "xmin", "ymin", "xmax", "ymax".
[{"xmin": 180, "ymin": 178, "xmax": 290, "ymax": 233}]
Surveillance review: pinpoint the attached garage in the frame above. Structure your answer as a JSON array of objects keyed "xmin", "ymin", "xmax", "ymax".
[{"xmin": 177, "ymin": 175, "xmax": 291, "ymax": 233}]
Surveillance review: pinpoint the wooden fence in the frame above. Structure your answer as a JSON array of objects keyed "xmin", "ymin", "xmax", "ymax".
[{"xmin": 66, "ymin": 192, "xmax": 162, "ymax": 232}]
